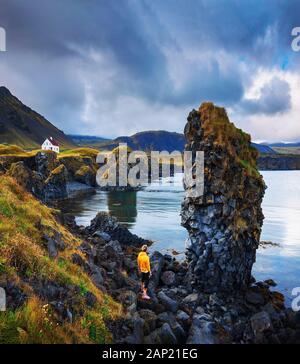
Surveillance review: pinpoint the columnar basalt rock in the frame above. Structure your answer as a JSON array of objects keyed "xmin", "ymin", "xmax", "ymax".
[{"xmin": 181, "ymin": 102, "xmax": 266, "ymax": 293}]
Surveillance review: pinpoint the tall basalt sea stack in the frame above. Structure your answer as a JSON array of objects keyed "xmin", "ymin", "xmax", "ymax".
[{"xmin": 181, "ymin": 102, "xmax": 266, "ymax": 293}]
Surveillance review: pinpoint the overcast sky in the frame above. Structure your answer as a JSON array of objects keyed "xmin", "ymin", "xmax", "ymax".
[{"xmin": 0, "ymin": 0, "xmax": 299, "ymax": 142}]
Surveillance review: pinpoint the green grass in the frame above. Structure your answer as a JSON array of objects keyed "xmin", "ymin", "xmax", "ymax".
[
  {"xmin": 199, "ymin": 103, "xmax": 262, "ymax": 180},
  {"xmin": 0, "ymin": 176, "xmax": 122, "ymax": 343}
]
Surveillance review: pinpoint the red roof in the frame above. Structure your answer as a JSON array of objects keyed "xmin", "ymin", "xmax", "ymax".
[{"xmin": 48, "ymin": 137, "xmax": 59, "ymax": 146}]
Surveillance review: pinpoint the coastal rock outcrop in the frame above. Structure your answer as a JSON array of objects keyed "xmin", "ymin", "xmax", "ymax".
[
  {"xmin": 86, "ymin": 212, "xmax": 147, "ymax": 246},
  {"xmin": 181, "ymin": 103, "xmax": 266, "ymax": 293},
  {"xmin": 2, "ymin": 150, "xmax": 99, "ymax": 202}
]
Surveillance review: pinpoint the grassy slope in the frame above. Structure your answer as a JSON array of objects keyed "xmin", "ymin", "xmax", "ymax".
[
  {"xmin": 0, "ymin": 144, "xmax": 100, "ymax": 159},
  {"xmin": 58, "ymin": 147, "xmax": 100, "ymax": 159},
  {"xmin": 0, "ymin": 176, "xmax": 121, "ymax": 344},
  {"xmin": 199, "ymin": 102, "xmax": 261, "ymax": 179}
]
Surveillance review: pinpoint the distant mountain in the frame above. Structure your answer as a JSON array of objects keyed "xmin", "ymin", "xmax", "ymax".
[
  {"xmin": 252, "ymin": 143, "xmax": 276, "ymax": 154},
  {"xmin": 266, "ymin": 142, "xmax": 300, "ymax": 147},
  {"xmin": 68, "ymin": 134, "xmax": 111, "ymax": 147},
  {"xmin": 0, "ymin": 86, "xmax": 75, "ymax": 149},
  {"xmin": 99, "ymin": 130, "xmax": 186, "ymax": 152},
  {"xmin": 99, "ymin": 130, "xmax": 276, "ymax": 154}
]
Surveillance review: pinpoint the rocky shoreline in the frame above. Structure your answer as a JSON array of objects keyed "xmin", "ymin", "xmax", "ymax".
[
  {"xmin": 58, "ymin": 211, "xmax": 299, "ymax": 344},
  {"xmin": 1, "ymin": 102, "xmax": 300, "ymax": 344}
]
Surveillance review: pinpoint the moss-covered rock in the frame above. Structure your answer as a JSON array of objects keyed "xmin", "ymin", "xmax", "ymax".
[
  {"xmin": 0, "ymin": 176, "xmax": 121, "ymax": 344},
  {"xmin": 74, "ymin": 165, "xmax": 96, "ymax": 186},
  {"xmin": 44, "ymin": 164, "xmax": 68, "ymax": 201},
  {"xmin": 182, "ymin": 102, "xmax": 266, "ymax": 293}
]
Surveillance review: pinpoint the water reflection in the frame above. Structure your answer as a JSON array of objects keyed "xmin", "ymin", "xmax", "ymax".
[
  {"xmin": 57, "ymin": 171, "xmax": 300, "ymax": 305},
  {"xmin": 106, "ymin": 191, "xmax": 137, "ymax": 227}
]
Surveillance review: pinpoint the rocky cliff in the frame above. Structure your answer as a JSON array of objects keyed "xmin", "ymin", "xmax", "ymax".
[
  {"xmin": 182, "ymin": 103, "xmax": 266, "ymax": 293},
  {"xmin": 0, "ymin": 147, "xmax": 99, "ymax": 202}
]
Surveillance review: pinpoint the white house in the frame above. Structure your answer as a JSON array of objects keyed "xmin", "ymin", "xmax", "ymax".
[{"xmin": 41, "ymin": 137, "xmax": 60, "ymax": 153}]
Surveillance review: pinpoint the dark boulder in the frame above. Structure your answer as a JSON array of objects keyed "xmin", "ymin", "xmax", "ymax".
[
  {"xmin": 44, "ymin": 164, "xmax": 68, "ymax": 201},
  {"xmin": 35, "ymin": 151, "xmax": 58, "ymax": 178},
  {"xmin": 161, "ymin": 270, "xmax": 176, "ymax": 286},
  {"xmin": 74, "ymin": 165, "xmax": 96, "ymax": 186},
  {"xmin": 157, "ymin": 291, "xmax": 178, "ymax": 313},
  {"xmin": 86, "ymin": 212, "xmax": 147, "ymax": 246}
]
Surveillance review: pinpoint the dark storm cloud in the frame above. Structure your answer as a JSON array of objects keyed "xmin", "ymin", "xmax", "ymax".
[{"xmin": 0, "ymin": 0, "xmax": 297, "ymax": 136}]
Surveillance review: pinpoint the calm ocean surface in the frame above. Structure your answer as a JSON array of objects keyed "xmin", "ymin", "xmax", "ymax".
[{"xmin": 58, "ymin": 171, "xmax": 300, "ymax": 305}]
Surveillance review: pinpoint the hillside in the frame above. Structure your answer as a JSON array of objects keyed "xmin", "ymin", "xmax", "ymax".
[
  {"xmin": 0, "ymin": 175, "xmax": 122, "ymax": 343},
  {"xmin": 252, "ymin": 143, "xmax": 276, "ymax": 154},
  {"xmin": 262, "ymin": 141, "xmax": 300, "ymax": 155},
  {"xmin": 267, "ymin": 142, "xmax": 300, "ymax": 147},
  {"xmin": 68, "ymin": 135, "xmax": 110, "ymax": 147},
  {"xmin": 0, "ymin": 87, "xmax": 75, "ymax": 150},
  {"xmin": 99, "ymin": 130, "xmax": 186, "ymax": 152}
]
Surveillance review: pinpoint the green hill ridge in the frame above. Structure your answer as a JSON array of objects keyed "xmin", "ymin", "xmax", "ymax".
[{"xmin": 0, "ymin": 87, "xmax": 75, "ymax": 150}]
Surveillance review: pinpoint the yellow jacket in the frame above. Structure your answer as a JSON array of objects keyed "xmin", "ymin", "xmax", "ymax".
[{"xmin": 137, "ymin": 252, "xmax": 151, "ymax": 273}]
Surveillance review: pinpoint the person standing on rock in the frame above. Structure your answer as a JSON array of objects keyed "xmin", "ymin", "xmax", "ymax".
[{"xmin": 137, "ymin": 245, "xmax": 151, "ymax": 300}]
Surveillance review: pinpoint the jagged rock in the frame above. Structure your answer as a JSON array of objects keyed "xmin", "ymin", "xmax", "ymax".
[
  {"xmin": 86, "ymin": 212, "xmax": 146, "ymax": 246},
  {"xmin": 176, "ymin": 310, "xmax": 190, "ymax": 323},
  {"xmin": 117, "ymin": 289, "xmax": 137, "ymax": 308},
  {"xmin": 264, "ymin": 279, "xmax": 277, "ymax": 287},
  {"xmin": 44, "ymin": 164, "xmax": 68, "ymax": 200},
  {"xmin": 187, "ymin": 321, "xmax": 219, "ymax": 344},
  {"xmin": 182, "ymin": 293, "xmax": 199, "ymax": 305},
  {"xmin": 181, "ymin": 103, "xmax": 266, "ymax": 293},
  {"xmin": 0, "ymin": 162, "xmax": 6, "ymax": 174},
  {"xmin": 47, "ymin": 238, "xmax": 58, "ymax": 259},
  {"xmin": 170, "ymin": 320, "xmax": 186, "ymax": 343},
  {"xmin": 8, "ymin": 162, "xmax": 44, "ymax": 197},
  {"xmin": 251, "ymin": 311, "xmax": 273, "ymax": 338},
  {"xmin": 160, "ymin": 323, "xmax": 178, "ymax": 344},
  {"xmin": 93, "ymin": 231, "xmax": 111, "ymax": 242},
  {"xmin": 161, "ymin": 271, "xmax": 176, "ymax": 286},
  {"xmin": 195, "ymin": 306, "xmax": 205, "ymax": 314},
  {"xmin": 105, "ymin": 240, "xmax": 123, "ymax": 255},
  {"xmin": 71, "ymin": 252, "xmax": 90, "ymax": 270},
  {"xmin": 2, "ymin": 282, "xmax": 27, "ymax": 310},
  {"xmin": 8, "ymin": 161, "xmax": 32, "ymax": 189},
  {"xmin": 139, "ymin": 309, "xmax": 158, "ymax": 335},
  {"xmin": 157, "ymin": 311, "xmax": 173, "ymax": 326},
  {"xmin": 157, "ymin": 291, "xmax": 178, "ymax": 313},
  {"xmin": 148, "ymin": 251, "xmax": 165, "ymax": 294},
  {"xmin": 43, "ymin": 232, "xmax": 66, "ymax": 259},
  {"xmin": 85, "ymin": 291, "xmax": 97, "ymax": 308},
  {"xmin": 43, "ymin": 233, "xmax": 65, "ymax": 259},
  {"xmin": 89, "ymin": 263, "xmax": 104, "ymax": 288},
  {"xmin": 137, "ymin": 296, "xmax": 165, "ymax": 314},
  {"xmin": 144, "ymin": 322, "xmax": 178, "ymax": 345},
  {"xmin": 245, "ymin": 290, "xmax": 265, "ymax": 306},
  {"xmin": 35, "ymin": 151, "xmax": 58, "ymax": 178},
  {"xmin": 286, "ymin": 309, "xmax": 300, "ymax": 329},
  {"xmin": 123, "ymin": 312, "xmax": 144, "ymax": 344},
  {"xmin": 187, "ymin": 313, "xmax": 220, "ymax": 344},
  {"xmin": 74, "ymin": 165, "xmax": 96, "ymax": 186}
]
